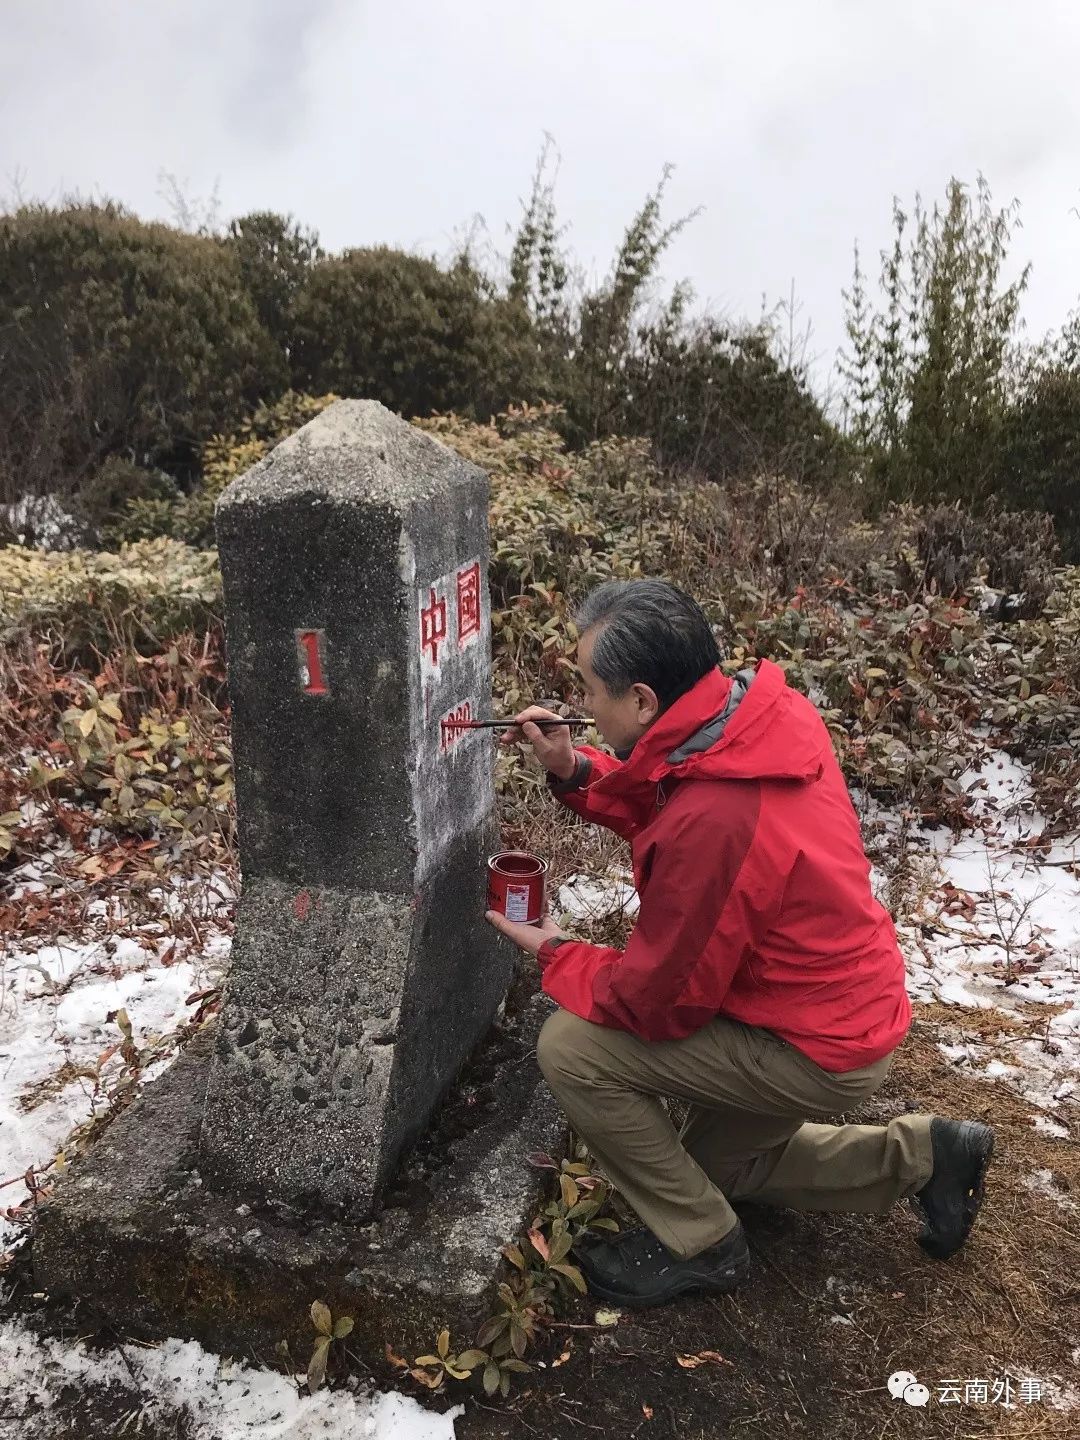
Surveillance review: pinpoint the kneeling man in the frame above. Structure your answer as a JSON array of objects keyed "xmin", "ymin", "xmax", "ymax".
[{"xmin": 486, "ymin": 579, "xmax": 995, "ymax": 1308}]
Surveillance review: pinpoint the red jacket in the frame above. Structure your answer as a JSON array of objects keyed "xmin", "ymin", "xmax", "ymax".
[{"xmin": 537, "ymin": 659, "xmax": 912, "ymax": 1072}]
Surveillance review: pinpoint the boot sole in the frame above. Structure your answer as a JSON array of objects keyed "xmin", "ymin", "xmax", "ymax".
[{"xmin": 913, "ymin": 1123, "xmax": 995, "ymax": 1259}]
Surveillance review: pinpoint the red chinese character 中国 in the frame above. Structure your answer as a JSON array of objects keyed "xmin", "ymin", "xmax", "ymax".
[
  {"xmin": 456, "ymin": 563, "xmax": 481, "ymax": 648},
  {"xmin": 420, "ymin": 586, "xmax": 448, "ymax": 667}
]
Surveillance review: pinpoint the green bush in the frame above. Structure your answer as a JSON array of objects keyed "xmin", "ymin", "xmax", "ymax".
[
  {"xmin": 0, "ymin": 537, "xmax": 222, "ymax": 664},
  {"xmin": 225, "ymin": 210, "xmax": 322, "ymax": 353},
  {"xmin": 108, "ymin": 392, "xmax": 338, "ymax": 547},
  {"xmin": 999, "ymin": 365, "xmax": 1080, "ymax": 562},
  {"xmin": 0, "ymin": 202, "xmax": 287, "ymax": 504},
  {"xmin": 83, "ymin": 458, "xmax": 181, "ymax": 540},
  {"xmin": 604, "ymin": 311, "xmax": 838, "ymax": 484},
  {"xmin": 0, "ymin": 179, "xmax": 836, "ymax": 523},
  {"xmin": 290, "ymin": 247, "xmax": 543, "ymax": 419}
]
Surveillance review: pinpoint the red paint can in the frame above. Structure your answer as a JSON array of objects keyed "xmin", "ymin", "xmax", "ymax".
[{"xmin": 487, "ymin": 851, "xmax": 548, "ymax": 926}]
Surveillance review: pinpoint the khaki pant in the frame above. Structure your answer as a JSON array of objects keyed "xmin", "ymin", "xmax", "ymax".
[{"xmin": 537, "ymin": 1008, "xmax": 936, "ymax": 1260}]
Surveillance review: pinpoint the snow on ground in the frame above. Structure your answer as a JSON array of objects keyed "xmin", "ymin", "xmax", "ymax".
[
  {"xmin": 880, "ymin": 746, "xmax": 1080, "ymax": 1132},
  {"xmin": 1, "ymin": 841, "xmax": 234, "ymax": 1250},
  {"xmin": 1023, "ymin": 1167, "xmax": 1078, "ymax": 1214},
  {"xmin": 556, "ymin": 869, "xmax": 639, "ymax": 923},
  {"xmin": 0, "ymin": 1319, "xmax": 461, "ymax": 1440}
]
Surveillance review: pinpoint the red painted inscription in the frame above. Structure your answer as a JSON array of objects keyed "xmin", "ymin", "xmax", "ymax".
[
  {"xmin": 440, "ymin": 699, "xmax": 474, "ymax": 752},
  {"xmin": 296, "ymin": 630, "xmax": 329, "ymax": 695},
  {"xmin": 456, "ymin": 562, "xmax": 481, "ymax": 648},
  {"xmin": 420, "ymin": 586, "xmax": 448, "ymax": 667}
]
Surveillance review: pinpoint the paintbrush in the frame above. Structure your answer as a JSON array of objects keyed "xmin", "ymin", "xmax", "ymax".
[{"xmin": 443, "ymin": 716, "xmax": 594, "ymax": 731}]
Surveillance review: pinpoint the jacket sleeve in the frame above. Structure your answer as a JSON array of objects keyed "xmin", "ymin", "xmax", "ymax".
[
  {"xmin": 546, "ymin": 745, "xmax": 641, "ymax": 842},
  {"xmin": 537, "ymin": 784, "xmax": 771, "ymax": 1040}
]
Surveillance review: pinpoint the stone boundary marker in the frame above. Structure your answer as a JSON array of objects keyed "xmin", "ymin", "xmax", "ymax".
[
  {"xmin": 198, "ymin": 399, "xmax": 513, "ymax": 1214},
  {"xmin": 33, "ymin": 400, "xmax": 563, "ymax": 1367}
]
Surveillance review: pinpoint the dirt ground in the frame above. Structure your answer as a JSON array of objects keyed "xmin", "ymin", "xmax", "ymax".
[
  {"xmin": 3, "ymin": 1009, "xmax": 1077, "ymax": 1440},
  {"xmin": 441, "ymin": 1012, "xmax": 1080, "ymax": 1440}
]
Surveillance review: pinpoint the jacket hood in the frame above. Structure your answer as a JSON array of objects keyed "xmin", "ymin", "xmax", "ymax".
[{"xmin": 613, "ymin": 659, "xmax": 829, "ymax": 786}]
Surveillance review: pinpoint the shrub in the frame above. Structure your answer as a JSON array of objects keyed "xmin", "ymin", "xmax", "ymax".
[
  {"xmin": 107, "ymin": 392, "xmax": 338, "ymax": 547},
  {"xmin": 614, "ymin": 312, "xmax": 839, "ymax": 485},
  {"xmin": 893, "ymin": 501, "xmax": 1058, "ymax": 617},
  {"xmin": 0, "ymin": 202, "xmax": 286, "ymax": 504},
  {"xmin": 998, "ymin": 364, "xmax": 1080, "ymax": 562},
  {"xmin": 0, "ymin": 538, "xmax": 222, "ymax": 665},
  {"xmin": 82, "ymin": 458, "xmax": 181, "ymax": 541},
  {"xmin": 225, "ymin": 210, "xmax": 322, "ymax": 353},
  {"xmin": 897, "ymin": 503, "xmax": 985, "ymax": 599},
  {"xmin": 290, "ymin": 247, "xmax": 543, "ymax": 419}
]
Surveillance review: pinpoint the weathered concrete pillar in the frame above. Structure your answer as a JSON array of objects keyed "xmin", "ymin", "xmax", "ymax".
[{"xmin": 198, "ymin": 400, "xmax": 510, "ymax": 1214}]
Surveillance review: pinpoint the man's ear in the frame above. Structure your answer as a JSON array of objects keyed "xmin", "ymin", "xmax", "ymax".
[{"xmin": 632, "ymin": 683, "xmax": 661, "ymax": 725}]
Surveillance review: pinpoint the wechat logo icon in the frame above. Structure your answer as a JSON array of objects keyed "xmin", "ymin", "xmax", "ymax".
[{"xmin": 888, "ymin": 1371, "xmax": 930, "ymax": 1407}]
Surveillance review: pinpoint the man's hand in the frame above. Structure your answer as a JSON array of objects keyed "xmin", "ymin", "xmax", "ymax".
[
  {"xmin": 499, "ymin": 705, "xmax": 576, "ymax": 782},
  {"xmin": 485, "ymin": 909, "xmax": 569, "ymax": 957}
]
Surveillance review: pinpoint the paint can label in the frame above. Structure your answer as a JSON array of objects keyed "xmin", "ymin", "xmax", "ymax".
[{"xmin": 505, "ymin": 885, "xmax": 532, "ymax": 923}]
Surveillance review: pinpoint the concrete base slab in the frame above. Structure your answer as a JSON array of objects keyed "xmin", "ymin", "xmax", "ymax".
[{"xmin": 32, "ymin": 991, "xmax": 564, "ymax": 1363}]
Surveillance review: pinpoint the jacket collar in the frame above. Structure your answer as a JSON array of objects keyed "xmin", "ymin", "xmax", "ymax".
[{"xmin": 602, "ymin": 665, "xmax": 744, "ymax": 785}]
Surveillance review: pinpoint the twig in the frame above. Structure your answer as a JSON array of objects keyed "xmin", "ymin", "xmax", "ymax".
[
  {"xmin": 0, "ymin": 1165, "xmax": 48, "ymax": 1193},
  {"xmin": 540, "ymin": 1320, "xmax": 605, "ymax": 1330},
  {"xmin": 783, "ymin": 1367, "xmax": 808, "ymax": 1417},
  {"xmin": 989, "ymin": 1282, "xmax": 1024, "ymax": 1330}
]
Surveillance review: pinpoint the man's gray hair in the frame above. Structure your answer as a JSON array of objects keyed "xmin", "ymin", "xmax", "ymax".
[{"xmin": 573, "ymin": 579, "xmax": 722, "ymax": 710}]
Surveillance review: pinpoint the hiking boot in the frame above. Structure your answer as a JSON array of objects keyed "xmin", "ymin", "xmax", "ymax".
[
  {"xmin": 909, "ymin": 1117, "xmax": 995, "ymax": 1259},
  {"xmin": 573, "ymin": 1220, "xmax": 751, "ymax": 1307}
]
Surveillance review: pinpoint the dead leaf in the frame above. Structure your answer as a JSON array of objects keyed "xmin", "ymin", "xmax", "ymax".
[
  {"xmin": 676, "ymin": 1350, "xmax": 734, "ymax": 1369},
  {"xmin": 384, "ymin": 1342, "xmax": 409, "ymax": 1370},
  {"xmin": 306, "ymin": 1336, "xmax": 330, "ymax": 1394},
  {"xmin": 527, "ymin": 1227, "xmax": 550, "ymax": 1261},
  {"xmin": 409, "ymin": 1367, "xmax": 444, "ymax": 1389},
  {"xmin": 696, "ymin": 1351, "xmax": 734, "ymax": 1366}
]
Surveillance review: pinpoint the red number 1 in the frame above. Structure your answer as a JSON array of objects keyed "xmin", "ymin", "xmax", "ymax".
[{"xmin": 296, "ymin": 629, "xmax": 329, "ymax": 695}]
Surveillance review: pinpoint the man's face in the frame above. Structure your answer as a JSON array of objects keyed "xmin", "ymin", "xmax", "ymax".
[{"xmin": 577, "ymin": 626, "xmax": 660, "ymax": 754}]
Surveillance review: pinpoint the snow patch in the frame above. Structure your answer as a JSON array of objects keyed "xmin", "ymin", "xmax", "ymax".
[
  {"xmin": 887, "ymin": 747, "xmax": 1080, "ymax": 1125},
  {"xmin": 1, "ymin": 864, "xmax": 234, "ymax": 1250},
  {"xmin": 1023, "ymin": 1168, "xmax": 1077, "ymax": 1214},
  {"xmin": 556, "ymin": 871, "xmax": 640, "ymax": 922},
  {"xmin": 0, "ymin": 1319, "xmax": 462, "ymax": 1439}
]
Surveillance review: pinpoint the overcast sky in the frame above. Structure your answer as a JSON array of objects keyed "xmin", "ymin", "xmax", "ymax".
[{"xmin": 4, "ymin": 1, "xmax": 1079, "ymax": 401}]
